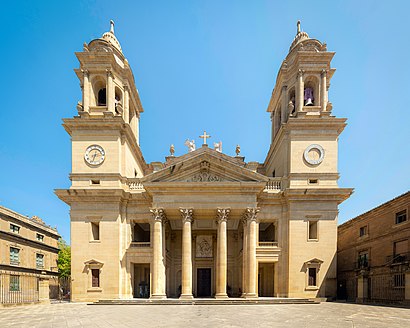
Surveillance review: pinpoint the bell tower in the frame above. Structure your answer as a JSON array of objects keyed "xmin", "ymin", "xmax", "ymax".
[
  {"xmin": 264, "ymin": 20, "xmax": 343, "ymax": 190},
  {"xmin": 264, "ymin": 21, "xmax": 352, "ymax": 298},
  {"xmin": 65, "ymin": 20, "xmax": 147, "ymax": 189}
]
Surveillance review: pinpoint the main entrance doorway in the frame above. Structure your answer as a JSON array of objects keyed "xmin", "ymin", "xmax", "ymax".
[
  {"xmin": 133, "ymin": 264, "xmax": 150, "ymax": 298},
  {"xmin": 197, "ymin": 268, "xmax": 212, "ymax": 297}
]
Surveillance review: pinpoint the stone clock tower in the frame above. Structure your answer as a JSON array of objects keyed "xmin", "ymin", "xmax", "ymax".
[
  {"xmin": 57, "ymin": 21, "xmax": 149, "ymax": 300},
  {"xmin": 263, "ymin": 21, "xmax": 351, "ymax": 297}
]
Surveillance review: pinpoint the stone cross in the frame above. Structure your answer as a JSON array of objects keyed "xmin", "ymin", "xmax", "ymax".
[{"xmin": 199, "ymin": 131, "xmax": 211, "ymax": 145}]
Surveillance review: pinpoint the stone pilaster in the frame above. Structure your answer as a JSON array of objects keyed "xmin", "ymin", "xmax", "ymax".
[
  {"xmin": 405, "ymin": 269, "xmax": 410, "ymax": 303},
  {"xmin": 150, "ymin": 208, "xmax": 167, "ymax": 299},
  {"xmin": 179, "ymin": 208, "xmax": 194, "ymax": 299},
  {"xmin": 215, "ymin": 208, "xmax": 230, "ymax": 299},
  {"xmin": 244, "ymin": 207, "xmax": 259, "ymax": 298}
]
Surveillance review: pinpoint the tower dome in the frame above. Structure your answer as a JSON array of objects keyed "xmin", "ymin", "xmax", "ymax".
[
  {"xmin": 289, "ymin": 21, "xmax": 310, "ymax": 52},
  {"xmin": 102, "ymin": 20, "xmax": 122, "ymax": 53}
]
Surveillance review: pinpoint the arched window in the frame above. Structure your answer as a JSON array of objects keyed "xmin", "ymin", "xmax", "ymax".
[
  {"xmin": 304, "ymin": 76, "xmax": 319, "ymax": 106},
  {"xmin": 97, "ymin": 88, "xmax": 106, "ymax": 106},
  {"xmin": 288, "ymin": 88, "xmax": 296, "ymax": 115}
]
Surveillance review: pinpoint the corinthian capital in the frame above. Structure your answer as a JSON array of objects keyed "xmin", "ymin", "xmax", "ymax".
[
  {"xmin": 150, "ymin": 208, "xmax": 166, "ymax": 222},
  {"xmin": 243, "ymin": 207, "xmax": 260, "ymax": 223},
  {"xmin": 217, "ymin": 208, "xmax": 230, "ymax": 222},
  {"xmin": 179, "ymin": 208, "xmax": 194, "ymax": 223}
]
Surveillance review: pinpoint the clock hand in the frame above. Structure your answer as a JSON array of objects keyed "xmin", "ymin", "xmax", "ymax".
[{"xmin": 92, "ymin": 152, "xmax": 97, "ymax": 161}]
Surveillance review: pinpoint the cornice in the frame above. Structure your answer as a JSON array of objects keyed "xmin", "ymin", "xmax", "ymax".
[
  {"xmin": 283, "ymin": 188, "xmax": 353, "ymax": 204},
  {"xmin": 0, "ymin": 231, "xmax": 59, "ymax": 253}
]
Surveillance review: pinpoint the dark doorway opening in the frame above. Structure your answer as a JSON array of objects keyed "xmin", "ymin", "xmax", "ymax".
[{"xmin": 197, "ymin": 268, "xmax": 212, "ymax": 297}]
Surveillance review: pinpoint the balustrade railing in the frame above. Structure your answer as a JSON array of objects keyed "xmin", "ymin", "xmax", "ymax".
[
  {"xmin": 127, "ymin": 179, "xmax": 144, "ymax": 191},
  {"xmin": 264, "ymin": 178, "xmax": 282, "ymax": 191}
]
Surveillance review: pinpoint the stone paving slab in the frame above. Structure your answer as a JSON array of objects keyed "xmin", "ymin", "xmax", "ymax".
[{"xmin": 0, "ymin": 302, "xmax": 409, "ymax": 327}]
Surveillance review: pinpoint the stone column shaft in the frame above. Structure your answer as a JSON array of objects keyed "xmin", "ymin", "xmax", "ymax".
[
  {"xmin": 281, "ymin": 85, "xmax": 288, "ymax": 123},
  {"xmin": 241, "ymin": 221, "xmax": 248, "ymax": 297},
  {"xmin": 321, "ymin": 70, "xmax": 327, "ymax": 111},
  {"xmin": 180, "ymin": 208, "xmax": 193, "ymax": 299},
  {"xmin": 82, "ymin": 70, "xmax": 90, "ymax": 112},
  {"xmin": 124, "ymin": 85, "xmax": 129, "ymax": 123},
  {"xmin": 150, "ymin": 209, "xmax": 166, "ymax": 299},
  {"xmin": 296, "ymin": 70, "xmax": 304, "ymax": 112},
  {"xmin": 216, "ymin": 208, "xmax": 230, "ymax": 299},
  {"xmin": 107, "ymin": 70, "xmax": 114, "ymax": 113},
  {"xmin": 243, "ymin": 207, "xmax": 259, "ymax": 298}
]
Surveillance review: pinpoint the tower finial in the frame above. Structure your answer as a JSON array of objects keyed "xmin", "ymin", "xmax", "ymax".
[
  {"xmin": 297, "ymin": 20, "xmax": 301, "ymax": 34},
  {"xmin": 110, "ymin": 20, "xmax": 115, "ymax": 34}
]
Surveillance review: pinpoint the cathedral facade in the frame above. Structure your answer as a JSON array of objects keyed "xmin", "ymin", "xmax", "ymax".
[{"xmin": 56, "ymin": 21, "xmax": 352, "ymax": 302}]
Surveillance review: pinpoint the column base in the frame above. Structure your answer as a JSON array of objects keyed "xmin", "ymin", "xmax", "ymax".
[
  {"xmin": 179, "ymin": 294, "xmax": 193, "ymax": 300},
  {"xmin": 215, "ymin": 293, "xmax": 229, "ymax": 299},
  {"xmin": 241, "ymin": 293, "xmax": 247, "ymax": 298},
  {"xmin": 244, "ymin": 293, "xmax": 258, "ymax": 299},
  {"xmin": 150, "ymin": 294, "xmax": 167, "ymax": 300}
]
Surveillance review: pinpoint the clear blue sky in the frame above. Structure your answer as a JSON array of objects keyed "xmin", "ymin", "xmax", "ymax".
[{"xmin": 1, "ymin": 0, "xmax": 409, "ymax": 242}]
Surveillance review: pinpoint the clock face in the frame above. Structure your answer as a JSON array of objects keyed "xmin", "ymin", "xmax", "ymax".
[
  {"xmin": 84, "ymin": 145, "xmax": 105, "ymax": 166},
  {"xmin": 303, "ymin": 144, "xmax": 324, "ymax": 165}
]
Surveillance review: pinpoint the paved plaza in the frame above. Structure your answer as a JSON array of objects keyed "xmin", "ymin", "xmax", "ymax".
[{"xmin": 1, "ymin": 302, "xmax": 410, "ymax": 328}]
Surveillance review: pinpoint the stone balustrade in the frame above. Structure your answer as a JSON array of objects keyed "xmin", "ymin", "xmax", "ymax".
[
  {"xmin": 127, "ymin": 179, "xmax": 144, "ymax": 191},
  {"xmin": 264, "ymin": 178, "xmax": 282, "ymax": 192}
]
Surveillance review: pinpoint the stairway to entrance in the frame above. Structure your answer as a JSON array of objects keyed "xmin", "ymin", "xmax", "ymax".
[{"xmin": 92, "ymin": 297, "xmax": 319, "ymax": 305}]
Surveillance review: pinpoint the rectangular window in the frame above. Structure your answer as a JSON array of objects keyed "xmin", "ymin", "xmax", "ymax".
[
  {"xmin": 91, "ymin": 222, "xmax": 100, "ymax": 241},
  {"xmin": 10, "ymin": 247, "xmax": 20, "ymax": 265},
  {"xmin": 36, "ymin": 253, "xmax": 44, "ymax": 268},
  {"xmin": 91, "ymin": 269, "xmax": 100, "ymax": 287},
  {"xmin": 359, "ymin": 226, "xmax": 368, "ymax": 237},
  {"xmin": 395, "ymin": 210, "xmax": 407, "ymax": 224},
  {"xmin": 36, "ymin": 233, "xmax": 44, "ymax": 242},
  {"xmin": 308, "ymin": 268, "xmax": 317, "ymax": 286},
  {"xmin": 358, "ymin": 251, "xmax": 369, "ymax": 268},
  {"xmin": 10, "ymin": 224, "xmax": 20, "ymax": 234},
  {"xmin": 9, "ymin": 275, "xmax": 20, "ymax": 292},
  {"xmin": 308, "ymin": 221, "xmax": 318, "ymax": 240},
  {"xmin": 393, "ymin": 273, "xmax": 405, "ymax": 288}
]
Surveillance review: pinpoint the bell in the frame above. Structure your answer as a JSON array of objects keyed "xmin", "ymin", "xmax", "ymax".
[{"xmin": 305, "ymin": 98, "xmax": 314, "ymax": 106}]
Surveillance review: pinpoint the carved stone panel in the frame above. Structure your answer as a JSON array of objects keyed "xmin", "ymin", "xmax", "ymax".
[{"xmin": 196, "ymin": 235, "xmax": 213, "ymax": 258}]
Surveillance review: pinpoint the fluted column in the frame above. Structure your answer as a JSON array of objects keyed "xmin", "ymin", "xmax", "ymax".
[
  {"xmin": 179, "ymin": 208, "xmax": 194, "ymax": 299},
  {"xmin": 321, "ymin": 69, "xmax": 327, "ymax": 112},
  {"xmin": 244, "ymin": 207, "xmax": 259, "ymax": 298},
  {"xmin": 215, "ymin": 208, "xmax": 230, "ymax": 298},
  {"xmin": 150, "ymin": 208, "xmax": 167, "ymax": 299},
  {"xmin": 107, "ymin": 69, "xmax": 114, "ymax": 113},
  {"xmin": 296, "ymin": 69, "xmax": 304, "ymax": 112}
]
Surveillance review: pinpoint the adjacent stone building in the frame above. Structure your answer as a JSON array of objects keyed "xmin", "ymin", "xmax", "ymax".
[
  {"xmin": 338, "ymin": 191, "xmax": 410, "ymax": 303},
  {"xmin": 0, "ymin": 205, "xmax": 60, "ymax": 305},
  {"xmin": 56, "ymin": 21, "xmax": 352, "ymax": 302}
]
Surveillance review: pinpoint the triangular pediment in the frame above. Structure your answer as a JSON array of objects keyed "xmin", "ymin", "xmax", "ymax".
[{"xmin": 141, "ymin": 147, "xmax": 268, "ymax": 184}]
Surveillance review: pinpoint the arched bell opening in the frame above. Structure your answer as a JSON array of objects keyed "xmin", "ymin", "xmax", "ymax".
[
  {"xmin": 303, "ymin": 76, "xmax": 319, "ymax": 106},
  {"xmin": 114, "ymin": 86, "xmax": 123, "ymax": 115},
  {"xmin": 91, "ymin": 76, "xmax": 107, "ymax": 107},
  {"xmin": 288, "ymin": 88, "xmax": 296, "ymax": 115}
]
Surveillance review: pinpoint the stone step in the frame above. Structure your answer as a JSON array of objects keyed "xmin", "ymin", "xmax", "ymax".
[{"xmin": 92, "ymin": 298, "xmax": 319, "ymax": 306}]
